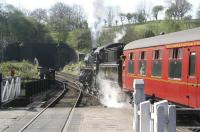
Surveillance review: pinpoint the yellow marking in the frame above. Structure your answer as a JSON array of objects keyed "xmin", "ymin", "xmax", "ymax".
[
  {"xmin": 127, "ymin": 74, "xmax": 200, "ymax": 86},
  {"xmin": 166, "ymin": 41, "xmax": 200, "ymax": 48}
]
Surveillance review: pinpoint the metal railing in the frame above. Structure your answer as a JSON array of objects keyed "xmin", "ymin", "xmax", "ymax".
[
  {"xmin": 0, "ymin": 68, "xmax": 55, "ymax": 107},
  {"xmin": 1, "ymin": 76, "xmax": 21, "ymax": 104}
]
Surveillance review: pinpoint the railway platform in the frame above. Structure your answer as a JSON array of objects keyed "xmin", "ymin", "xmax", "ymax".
[
  {"xmin": 0, "ymin": 106, "xmax": 133, "ymax": 132},
  {"xmin": 66, "ymin": 106, "xmax": 133, "ymax": 132},
  {"xmin": 0, "ymin": 106, "xmax": 196, "ymax": 132}
]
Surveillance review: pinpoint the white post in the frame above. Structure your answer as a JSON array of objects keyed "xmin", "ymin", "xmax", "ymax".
[
  {"xmin": 15, "ymin": 77, "xmax": 21, "ymax": 97},
  {"xmin": 133, "ymin": 79, "xmax": 145, "ymax": 132},
  {"xmin": 140, "ymin": 101, "xmax": 151, "ymax": 132},
  {"xmin": 153, "ymin": 100, "xmax": 168, "ymax": 132},
  {"xmin": 155, "ymin": 106, "xmax": 165, "ymax": 132},
  {"xmin": 168, "ymin": 105, "xmax": 176, "ymax": 132}
]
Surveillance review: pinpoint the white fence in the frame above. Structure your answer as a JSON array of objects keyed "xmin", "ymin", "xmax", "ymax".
[
  {"xmin": 133, "ymin": 79, "xmax": 176, "ymax": 132},
  {"xmin": 1, "ymin": 77, "xmax": 21, "ymax": 103}
]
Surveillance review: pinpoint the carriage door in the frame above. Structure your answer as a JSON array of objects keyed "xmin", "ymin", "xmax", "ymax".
[
  {"xmin": 122, "ymin": 53, "xmax": 127, "ymax": 89},
  {"xmin": 187, "ymin": 47, "xmax": 198, "ymax": 107}
]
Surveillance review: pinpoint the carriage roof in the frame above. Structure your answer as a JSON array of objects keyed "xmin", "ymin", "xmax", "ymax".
[{"xmin": 124, "ymin": 27, "xmax": 200, "ymax": 50}]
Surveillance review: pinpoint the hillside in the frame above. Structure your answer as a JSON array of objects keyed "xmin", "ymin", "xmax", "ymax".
[{"xmin": 97, "ymin": 19, "xmax": 200, "ymax": 46}]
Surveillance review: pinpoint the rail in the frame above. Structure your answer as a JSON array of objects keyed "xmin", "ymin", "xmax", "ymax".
[
  {"xmin": 18, "ymin": 83, "xmax": 67, "ymax": 132},
  {"xmin": 18, "ymin": 72, "xmax": 82, "ymax": 132},
  {"xmin": 61, "ymin": 81, "xmax": 82, "ymax": 131},
  {"xmin": 56, "ymin": 72, "xmax": 98, "ymax": 99},
  {"xmin": 56, "ymin": 72, "xmax": 99, "ymax": 130},
  {"xmin": 56, "ymin": 72, "xmax": 78, "ymax": 81}
]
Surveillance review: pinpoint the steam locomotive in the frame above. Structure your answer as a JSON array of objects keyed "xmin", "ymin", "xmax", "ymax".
[{"xmin": 79, "ymin": 43, "xmax": 125, "ymax": 95}]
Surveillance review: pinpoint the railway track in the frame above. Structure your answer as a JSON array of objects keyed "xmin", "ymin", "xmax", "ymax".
[
  {"xmin": 56, "ymin": 72, "xmax": 100, "ymax": 106},
  {"xmin": 17, "ymin": 72, "xmax": 84, "ymax": 132},
  {"xmin": 56, "ymin": 72, "xmax": 79, "ymax": 82},
  {"xmin": 176, "ymin": 108, "xmax": 200, "ymax": 132},
  {"xmin": 56, "ymin": 72, "xmax": 99, "ymax": 98}
]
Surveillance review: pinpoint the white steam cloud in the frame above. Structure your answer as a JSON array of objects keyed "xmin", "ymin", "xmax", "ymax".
[
  {"xmin": 91, "ymin": 0, "xmax": 128, "ymax": 47},
  {"xmin": 97, "ymin": 73, "xmax": 129, "ymax": 108},
  {"xmin": 113, "ymin": 28, "xmax": 126, "ymax": 43},
  {"xmin": 91, "ymin": 0, "xmax": 105, "ymax": 47}
]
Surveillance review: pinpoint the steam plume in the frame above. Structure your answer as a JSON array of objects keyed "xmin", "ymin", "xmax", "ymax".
[
  {"xmin": 113, "ymin": 28, "xmax": 126, "ymax": 43},
  {"xmin": 91, "ymin": 0, "xmax": 105, "ymax": 47},
  {"xmin": 97, "ymin": 72, "xmax": 129, "ymax": 108}
]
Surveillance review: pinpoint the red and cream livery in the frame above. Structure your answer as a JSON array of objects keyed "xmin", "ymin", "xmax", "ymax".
[{"xmin": 122, "ymin": 27, "xmax": 200, "ymax": 108}]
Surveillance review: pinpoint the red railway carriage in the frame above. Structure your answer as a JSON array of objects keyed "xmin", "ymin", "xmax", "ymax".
[{"xmin": 122, "ymin": 27, "xmax": 200, "ymax": 108}]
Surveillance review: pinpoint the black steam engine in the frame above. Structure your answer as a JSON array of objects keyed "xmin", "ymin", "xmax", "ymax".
[{"xmin": 79, "ymin": 43, "xmax": 125, "ymax": 95}]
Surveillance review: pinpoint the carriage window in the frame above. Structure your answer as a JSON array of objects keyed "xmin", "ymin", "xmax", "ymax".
[
  {"xmin": 170, "ymin": 48, "xmax": 182, "ymax": 59},
  {"xmin": 128, "ymin": 52, "xmax": 134, "ymax": 73},
  {"xmin": 128, "ymin": 61, "xmax": 134, "ymax": 73},
  {"xmin": 139, "ymin": 51, "xmax": 146, "ymax": 75},
  {"xmin": 153, "ymin": 50, "xmax": 162, "ymax": 60},
  {"xmin": 169, "ymin": 48, "xmax": 182, "ymax": 79},
  {"xmin": 189, "ymin": 52, "xmax": 196, "ymax": 76},
  {"xmin": 140, "ymin": 51, "xmax": 146, "ymax": 60},
  {"xmin": 129, "ymin": 52, "xmax": 134, "ymax": 60},
  {"xmin": 152, "ymin": 50, "xmax": 162, "ymax": 76}
]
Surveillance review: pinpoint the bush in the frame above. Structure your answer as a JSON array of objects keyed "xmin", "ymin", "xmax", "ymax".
[
  {"xmin": 0, "ymin": 60, "xmax": 39, "ymax": 79},
  {"xmin": 62, "ymin": 61, "xmax": 85, "ymax": 75},
  {"xmin": 144, "ymin": 30, "xmax": 155, "ymax": 38}
]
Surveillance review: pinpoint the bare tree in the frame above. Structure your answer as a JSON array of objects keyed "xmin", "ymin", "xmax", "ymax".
[
  {"xmin": 30, "ymin": 8, "xmax": 47, "ymax": 23},
  {"xmin": 197, "ymin": 5, "xmax": 200, "ymax": 19},
  {"xmin": 137, "ymin": 10, "xmax": 147, "ymax": 23},
  {"xmin": 106, "ymin": 6, "xmax": 115, "ymax": 27},
  {"xmin": 49, "ymin": 2, "xmax": 87, "ymax": 42},
  {"xmin": 152, "ymin": 5, "xmax": 164, "ymax": 20},
  {"xmin": 49, "ymin": 2, "xmax": 72, "ymax": 42},
  {"xmin": 50, "ymin": 2, "xmax": 72, "ymax": 20},
  {"xmin": 183, "ymin": 15, "xmax": 192, "ymax": 28},
  {"xmin": 165, "ymin": 0, "xmax": 192, "ymax": 20},
  {"xmin": 126, "ymin": 13, "xmax": 132, "ymax": 24},
  {"xmin": 131, "ymin": 13, "xmax": 138, "ymax": 23},
  {"xmin": 72, "ymin": 4, "xmax": 86, "ymax": 28},
  {"xmin": 165, "ymin": 7, "xmax": 175, "ymax": 19},
  {"xmin": 119, "ymin": 13, "xmax": 126, "ymax": 25},
  {"xmin": 136, "ymin": 1, "xmax": 148, "ymax": 23}
]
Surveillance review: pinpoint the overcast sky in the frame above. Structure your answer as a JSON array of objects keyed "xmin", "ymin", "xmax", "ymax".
[{"xmin": 4, "ymin": 0, "xmax": 200, "ymax": 27}]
